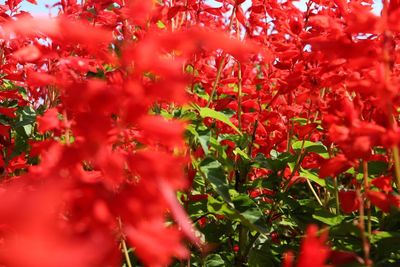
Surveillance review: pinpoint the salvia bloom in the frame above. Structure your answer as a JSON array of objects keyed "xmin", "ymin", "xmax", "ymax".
[{"xmin": 0, "ymin": 0, "xmax": 399, "ymax": 266}]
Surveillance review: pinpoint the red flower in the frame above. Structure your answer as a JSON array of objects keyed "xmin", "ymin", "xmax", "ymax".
[
  {"xmin": 13, "ymin": 45, "xmax": 41, "ymax": 62},
  {"xmin": 126, "ymin": 221, "xmax": 188, "ymax": 267},
  {"xmin": 367, "ymin": 191, "xmax": 400, "ymax": 213},
  {"xmin": 371, "ymin": 176, "xmax": 393, "ymax": 193},
  {"xmin": 319, "ymin": 154, "xmax": 352, "ymax": 178},
  {"xmin": 283, "ymin": 225, "xmax": 331, "ymax": 267},
  {"xmin": 0, "ymin": 107, "xmax": 17, "ymax": 118},
  {"xmin": 37, "ymin": 108, "xmax": 61, "ymax": 133},
  {"xmin": 329, "ymin": 250, "xmax": 361, "ymax": 265},
  {"xmin": 297, "ymin": 225, "xmax": 330, "ymax": 267},
  {"xmin": 339, "ymin": 190, "xmax": 360, "ymax": 214}
]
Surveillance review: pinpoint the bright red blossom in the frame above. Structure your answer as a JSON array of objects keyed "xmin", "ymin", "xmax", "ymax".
[{"xmin": 339, "ymin": 190, "xmax": 360, "ymax": 214}]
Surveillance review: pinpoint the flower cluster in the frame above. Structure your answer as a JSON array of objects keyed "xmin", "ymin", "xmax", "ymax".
[{"xmin": 0, "ymin": 0, "xmax": 399, "ymax": 267}]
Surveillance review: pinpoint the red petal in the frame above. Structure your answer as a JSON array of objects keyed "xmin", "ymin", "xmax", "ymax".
[
  {"xmin": 367, "ymin": 191, "xmax": 391, "ymax": 213},
  {"xmin": 319, "ymin": 155, "xmax": 352, "ymax": 178},
  {"xmin": 37, "ymin": 108, "xmax": 60, "ymax": 133},
  {"xmin": 13, "ymin": 45, "xmax": 41, "ymax": 62},
  {"xmin": 371, "ymin": 176, "xmax": 393, "ymax": 193},
  {"xmin": 339, "ymin": 190, "xmax": 360, "ymax": 214}
]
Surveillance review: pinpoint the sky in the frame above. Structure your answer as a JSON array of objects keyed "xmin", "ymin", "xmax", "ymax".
[
  {"xmin": 18, "ymin": 0, "xmax": 58, "ymax": 15},
  {"xmin": 15, "ymin": 0, "xmax": 384, "ymax": 15}
]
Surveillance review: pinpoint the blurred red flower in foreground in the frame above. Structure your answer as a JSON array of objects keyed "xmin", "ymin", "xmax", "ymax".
[
  {"xmin": 339, "ymin": 190, "xmax": 360, "ymax": 214},
  {"xmin": 283, "ymin": 225, "xmax": 330, "ymax": 267}
]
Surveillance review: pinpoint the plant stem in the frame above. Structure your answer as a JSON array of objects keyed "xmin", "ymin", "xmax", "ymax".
[
  {"xmin": 357, "ymin": 189, "xmax": 371, "ymax": 266},
  {"xmin": 237, "ymin": 61, "xmax": 243, "ymax": 130},
  {"xmin": 206, "ymin": 7, "xmax": 237, "ymax": 107},
  {"xmin": 237, "ymin": 225, "xmax": 248, "ymax": 266},
  {"xmin": 283, "ymin": 135, "xmax": 308, "ymax": 192},
  {"xmin": 190, "ymin": 154, "xmax": 208, "ymax": 194},
  {"xmin": 381, "ymin": 1, "xmax": 400, "ymax": 191},
  {"xmin": 283, "ymin": 101, "xmax": 316, "ymax": 191},
  {"xmin": 247, "ymin": 119, "xmax": 258, "ymax": 156},
  {"xmin": 306, "ymin": 179, "xmax": 323, "ymax": 206},
  {"xmin": 63, "ymin": 110, "xmax": 71, "ymax": 146},
  {"xmin": 362, "ymin": 160, "xmax": 372, "ymax": 235},
  {"xmin": 333, "ymin": 177, "xmax": 340, "ymax": 215},
  {"xmin": 121, "ymin": 237, "xmax": 133, "ymax": 267},
  {"xmin": 392, "ymin": 146, "xmax": 400, "ymax": 190},
  {"xmin": 206, "ymin": 55, "xmax": 226, "ymax": 107},
  {"xmin": 243, "ymin": 232, "xmax": 260, "ymax": 260},
  {"xmin": 118, "ymin": 218, "xmax": 133, "ymax": 267}
]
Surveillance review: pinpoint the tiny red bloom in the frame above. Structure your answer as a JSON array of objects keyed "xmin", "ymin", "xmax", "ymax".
[
  {"xmin": 37, "ymin": 108, "xmax": 60, "ymax": 133},
  {"xmin": 339, "ymin": 190, "xmax": 360, "ymax": 214},
  {"xmin": 371, "ymin": 176, "xmax": 393, "ymax": 193},
  {"xmin": 367, "ymin": 191, "xmax": 391, "ymax": 213},
  {"xmin": 319, "ymin": 154, "xmax": 352, "ymax": 178}
]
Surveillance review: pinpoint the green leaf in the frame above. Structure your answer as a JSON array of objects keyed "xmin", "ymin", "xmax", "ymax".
[
  {"xmin": 22, "ymin": 124, "xmax": 33, "ymax": 136},
  {"xmin": 357, "ymin": 161, "xmax": 388, "ymax": 176},
  {"xmin": 14, "ymin": 106, "xmax": 36, "ymax": 128},
  {"xmin": 370, "ymin": 231, "xmax": 400, "ymax": 244},
  {"xmin": 11, "ymin": 130, "xmax": 28, "ymax": 158},
  {"xmin": 290, "ymin": 117, "xmax": 308, "ymax": 124},
  {"xmin": 200, "ymin": 158, "xmax": 232, "ymax": 203},
  {"xmin": 198, "ymin": 107, "xmax": 241, "ymax": 134},
  {"xmin": 156, "ymin": 20, "xmax": 166, "ymax": 29},
  {"xmin": 312, "ymin": 209, "xmax": 344, "ymax": 226},
  {"xmin": 207, "ymin": 195, "xmax": 268, "ymax": 234},
  {"xmin": 248, "ymin": 239, "xmax": 277, "ymax": 267},
  {"xmin": 253, "ymin": 153, "xmax": 295, "ymax": 172},
  {"xmin": 201, "ymin": 219, "xmax": 233, "ymax": 243},
  {"xmin": 233, "ymin": 147, "xmax": 251, "ymax": 161},
  {"xmin": 187, "ymin": 126, "xmax": 211, "ymax": 154},
  {"xmin": 231, "ymin": 194, "xmax": 268, "ymax": 232},
  {"xmin": 192, "ymin": 84, "xmax": 209, "ymax": 101},
  {"xmin": 299, "ymin": 168, "xmax": 326, "ymax": 187},
  {"xmin": 252, "ymin": 153, "xmax": 272, "ymax": 169},
  {"xmin": 292, "ymin": 141, "xmax": 329, "ymax": 158},
  {"xmin": 207, "ymin": 196, "xmax": 236, "ymax": 217},
  {"xmin": 187, "ymin": 198, "xmax": 208, "ymax": 218},
  {"xmin": 205, "ymin": 254, "xmax": 225, "ymax": 267}
]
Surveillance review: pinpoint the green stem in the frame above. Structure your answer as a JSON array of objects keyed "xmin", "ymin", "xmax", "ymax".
[
  {"xmin": 206, "ymin": 55, "xmax": 226, "ymax": 107},
  {"xmin": 362, "ymin": 160, "xmax": 372, "ymax": 236},
  {"xmin": 118, "ymin": 218, "xmax": 133, "ymax": 267},
  {"xmin": 306, "ymin": 179, "xmax": 323, "ymax": 206},
  {"xmin": 283, "ymin": 137, "xmax": 307, "ymax": 192},
  {"xmin": 121, "ymin": 238, "xmax": 133, "ymax": 267},
  {"xmin": 206, "ymin": 7, "xmax": 237, "ymax": 107},
  {"xmin": 237, "ymin": 61, "xmax": 243, "ymax": 130},
  {"xmin": 333, "ymin": 177, "xmax": 340, "ymax": 215},
  {"xmin": 392, "ymin": 146, "xmax": 400, "ymax": 190},
  {"xmin": 237, "ymin": 225, "xmax": 248, "ymax": 266},
  {"xmin": 243, "ymin": 233, "xmax": 260, "ymax": 259},
  {"xmin": 381, "ymin": 0, "xmax": 400, "ymax": 191},
  {"xmin": 190, "ymin": 154, "xmax": 208, "ymax": 194},
  {"xmin": 357, "ymin": 189, "xmax": 371, "ymax": 266}
]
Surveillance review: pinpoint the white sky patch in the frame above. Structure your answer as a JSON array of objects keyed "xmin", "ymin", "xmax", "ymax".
[
  {"xmin": 19, "ymin": 0, "xmax": 58, "ymax": 16},
  {"xmin": 18, "ymin": 0, "xmax": 384, "ymax": 16}
]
